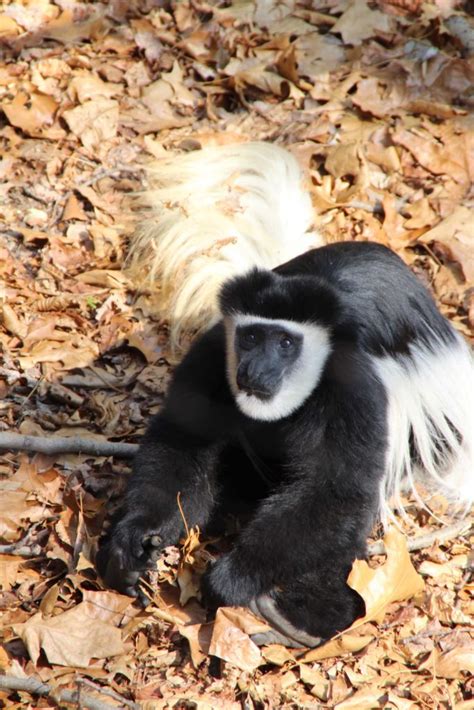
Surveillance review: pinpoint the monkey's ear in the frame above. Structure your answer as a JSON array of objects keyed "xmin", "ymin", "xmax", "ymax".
[{"xmin": 219, "ymin": 268, "xmax": 278, "ymax": 317}]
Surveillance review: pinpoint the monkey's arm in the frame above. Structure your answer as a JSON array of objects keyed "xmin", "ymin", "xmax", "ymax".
[
  {"xmin": 97, "ymin": 326, "xmax": 234, "ymax": 597},
  {"xmin": 96, "ymin": 417, "xmax": 223, "ymax": 597}
]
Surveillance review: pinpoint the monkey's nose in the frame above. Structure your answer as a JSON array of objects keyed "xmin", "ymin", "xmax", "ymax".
[{"xmin": 236, "ymin": 374, "xmax": 272, "ymax": 399}]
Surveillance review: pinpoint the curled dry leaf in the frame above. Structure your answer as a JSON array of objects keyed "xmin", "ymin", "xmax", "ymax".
[
  {"xmin": 418, "ymin": 206, "xmax": 474, "ymax": 283},
  {"xmin": 1, "ymin": 304, "xmax": 27, "ymax": 340},
  {"xmin": 208, "ymin": 607, "xmax": 266, "ymax": 672},
  {"xmin": 420, "ymin": 646, "xmax": 474, "ymax": 679},
  {"xmin": 347, "ymin": 528, "xmax": 425, "ymax": 627},
  {"xmin": 301, "ymin": 634, "xmax": 375, "ymax": 663}
]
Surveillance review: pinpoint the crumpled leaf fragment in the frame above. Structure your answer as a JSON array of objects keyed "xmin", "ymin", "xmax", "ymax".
[{"xmin": 63, "ymin": 98, "xmax": 119, "ymax": 150}]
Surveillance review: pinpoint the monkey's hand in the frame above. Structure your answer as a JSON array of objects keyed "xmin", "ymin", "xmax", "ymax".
[{"xmin": 96, "ymin": 510, "xmax": 183, "ymax": 602}]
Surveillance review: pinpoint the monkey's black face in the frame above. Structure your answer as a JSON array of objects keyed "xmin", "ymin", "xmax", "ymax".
[
  {"xmin": 235, "ymin": 324, "xmax": 303, "ymax": 400},
  {"xmin": 225, "ymin": 314, "xmax": 332, "ymax": 421}
]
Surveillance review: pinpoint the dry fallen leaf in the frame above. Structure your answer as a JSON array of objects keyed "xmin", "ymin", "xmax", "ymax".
[
  {"xmin": 14, "ymin": 603, "xmax": 125, "ymax": 667},
  {"xmin": 420, "ymin": 646, "xmax": 474, "ymax": 679},
  {"xmin": 301, "ymin": 634, "xmax": 375, "ymax": 663},
  {"xmin": 418, "ymin": 206, "xmax": 474, "ymax": 282},
  {"xmin": 1, "ymin": 0, "xmax": 473, "ymax": 704},
  {"xmin": 347, "ymin": 528, "xmax": 425, "ymax": 627},
  {"xmin": 331, "ymin": 0, "xmax": 396, "ymax": 45},
  {"xmin": 208, "ymin": 607, "xmax": 269, "ymax": 672},
  {"xmin": 2, "ymin": 92, "xmax": 59, "ymax": 136},
  {"xmin": 63, "ymin": 98, "xmax": 119, "ymax": 151},
  {"xmin": 334, "ymin": 683, "xmax": 386, "ymax": 709}
]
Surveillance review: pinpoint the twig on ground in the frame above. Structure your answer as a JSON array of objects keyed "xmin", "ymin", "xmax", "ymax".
[
  {"xmin": 0, "ymin": 674, "xmax": 138, "ymax": 710},
  {"xmin": 78, "ymin": 678, "xmax": 139, "ymax": 709},
  {"xmin": 0, "ymin": 432, "xmax": 138, "ymax": 458},
  {"xmin": 400, "ymin": 628, "xmax": 453, "ymax": 644},
  {"xmin": 368, "ymin": 520, "xmax": 472, "ymax": 556}
]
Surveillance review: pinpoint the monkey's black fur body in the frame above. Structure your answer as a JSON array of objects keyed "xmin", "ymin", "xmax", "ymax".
[{"xmin": 97, "ymin": 242, "xmax": 466, "ymax": 646}]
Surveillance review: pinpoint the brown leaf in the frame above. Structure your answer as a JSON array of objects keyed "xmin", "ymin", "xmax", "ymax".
[
  {"xmin": 1, "ymin": 304, "xmax": 27, "ymax": 339},
  {"xmin": 208, "ymin": 607, "xmax": 267, "ymax": 672},
  {"xmin": 347, "ymin": 528, "xmax": 424, "ymax": 626},
  {"xmin": 0, "ymin": 491, "xmax": 47, "ymax": 539},
  {"xmin": 418, "ymin": 206, "xmax": 474, "ymax": 282},
  {"xmin": 261, "ymin": 644, "xmax": 296, "ymax": 666},
  {"xmin": 224, "ymin": 57, "xmax": 299, "ymax": 98},
  {"xmin": 69, "ymin": 74, "xmax": 122, "ymax": 104},
  {"xmin": 352, "ymin": 77, "xmax": 405, "ymax": 118},
  {"xmin": 392, "ymin": 128, "xmax": 470, "ymax": 184},
  {"xmin": 179, "ymin": 622, "xmax": 213, "ymax": 667},
  {"xmin": 301, "ymin": 633, "xmax": 374, "ymax": 663},
  {"xmin": 82, "ymin": 589, "xmax": 138, "ymax": 625},
  {"xmin": 63, "ymin": 98, "xmax": 119, "ymax": 151},
  {"xmin": 295, "ymin": 33, "xmax": 346, "ymax": 77},
  {"xmin": 331, "ymin": 0, "xmax": 396, "ymax": 45},
  {"xmin": 421, "ymin": 646, "xmax": 474, "ymax": 679},
  {"xmin": 44, "ymin": 9, "xmax": 109, "ymax": 44},
  {"xmin": 75, "ymin": 269, "xmax": 131, "ymax": 288},
  {"xmin": 0, "ymin": 555, "xmax": 21, "ymax": 591},
  {"xmin": 403, "ymin": 198, "xmax": 437, "ymax": 229},
  {"xmin": 325, "ymin": 142, "xmax": 361, "ymax": 178},
  {"xmin": 0, "ymin": 15, "xmax": 20, "ymax": 36},
  {"xmin": 3, "ymin": 92, "xmax": 58, "ymax": 136},
  {"xmin": 14, "ymin": 603, "xmax": 125, "ymax": 667},
  {"xmin": 62, "ymin": 193, "xmax": 88, "ymax": 222},
  {"xmin": 335, "ymin": 684, "xmax": 386, "ymax": 709}
]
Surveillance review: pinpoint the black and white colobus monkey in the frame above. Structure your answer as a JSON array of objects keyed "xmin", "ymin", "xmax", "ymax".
[{"xmin": 97, "ymin": 143, "xmax": 474, "ymax": 647}]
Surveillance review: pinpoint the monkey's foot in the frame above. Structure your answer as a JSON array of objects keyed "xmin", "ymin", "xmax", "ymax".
[{"xmin": 249, "ymin": 595, "xmax": 324, "ymax": 648}]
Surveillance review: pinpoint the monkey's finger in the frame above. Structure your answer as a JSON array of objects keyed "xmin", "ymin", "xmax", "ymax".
[
  {"xmin": 142, "ymin": 532, "xmax": 163, "ymax": 548},
  {"xmin": 251, "ymin": 628, "xmax": 303, "ymax": 647}
]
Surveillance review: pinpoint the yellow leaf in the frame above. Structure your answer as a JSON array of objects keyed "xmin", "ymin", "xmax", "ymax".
[
  {"xmin": 347, "ymin": 528, "xmax": 425, "ymax": 625},
  {"xmin": 0, "ymin": 15, "xmax": 20, "ymax": 36},
  {"xmin": 301, "ymin": 634, "xmax": 374, "ymax": 663}
]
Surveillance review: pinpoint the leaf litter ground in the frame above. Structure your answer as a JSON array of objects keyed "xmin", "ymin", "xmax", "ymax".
[{"xmin": 0, "ymin": 0, "xmax": 473, "ymax": 708}]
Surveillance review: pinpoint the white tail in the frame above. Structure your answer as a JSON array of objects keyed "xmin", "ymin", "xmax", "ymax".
[
  {"xmin": 373, "ymin": 333, "xmax": 474, "ymax": 521},
  {"xmin": 128, "ymin": 142, "xmax": 322, "ymax": 349}
]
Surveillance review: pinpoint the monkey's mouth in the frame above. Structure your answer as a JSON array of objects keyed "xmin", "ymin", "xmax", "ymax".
[{"xmin": 238, "ymin": 386, "xmax": 274, "ymax": 401}]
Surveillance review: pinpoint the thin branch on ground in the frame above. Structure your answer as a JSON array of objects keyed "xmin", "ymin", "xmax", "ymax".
[
  {"xmin": 0, "ymin": 674, "xmax": 139, "ymax": 710},
  {"xmin": 0, "ymin": 432, "xmax": 138, "ymax": 458},
  {"xmin": 78, "ymin": 678, "xmax": 139, "ymax": 709},
  {"xmin": 368, "ymin": 520, "xmax": 472, "ymax": 556}
]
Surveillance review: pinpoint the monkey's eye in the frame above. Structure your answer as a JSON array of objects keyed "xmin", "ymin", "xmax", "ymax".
[
  {"xmin": 242, "ymin": 331, "xmax": 257, "ymax": 347},
  {"xmin": 280, "ymin": 335, "xmax": 293, "ymax": 349}
]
